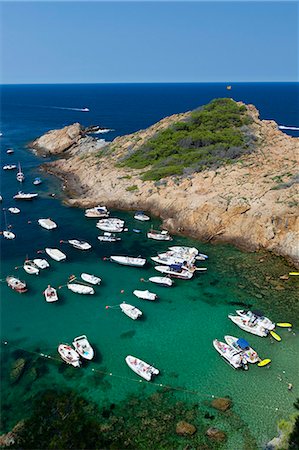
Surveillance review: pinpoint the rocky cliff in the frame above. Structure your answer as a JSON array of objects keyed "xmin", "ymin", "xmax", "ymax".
[{"xmin": 31, "ymin": 104, "xmax": 299, "ymax": 267}]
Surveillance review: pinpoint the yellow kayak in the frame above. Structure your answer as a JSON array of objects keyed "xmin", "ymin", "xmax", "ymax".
[
  {"xmin": 270, "ymin": 330, "xmax": 281, "ymax": 341},
  {"xmin": 276, "ymin": 323, "xmax": 292, "ymax": 328},
  {"xmin": 258, "ymin": 359, "xmax": 271, "ymax": 367},
  {"xmin": 289, "ymin": 272, "xmax": 299, "ymax": 276}
]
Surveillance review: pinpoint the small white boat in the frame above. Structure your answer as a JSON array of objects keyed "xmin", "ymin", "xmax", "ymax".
[
  {"xmin": 148, "ymin": 276, "xmax": 173, "ymax": 287},
  {"xmin": 133, "ymin": 289, "xmax": 157, "ymax": 301},
  {"xmin": 151, "ymin": 253, "xmax": 194, "ymax": 266},
  {"xmin": 224, "ymin": 336, "xmax": 259, "ymax": 364},
  {"xmin": 72, "ymin": 335, "xmax": 94, "ymax": 360},
  {"xmin": 13, "ymin": 191, "xmax": 38, "ymax": 200},
  {"xmin": 16, "ymin": 163, "xmax": 25, "ymax": 182},
  {"xmin": 125, "ymin": 355, "xmax": 159, "ymax": 381},
  {"xmin": 33, "ymin": 177, "xmax": 42, "ymax": 185},
  {"xmin": 120, "ymin": 302, "xmax": 142, "ymax": 320},
  {"xmin": 228, "ymin": 315, "xmax": 268, "ymax": 337},
  {"xmin": 110, "ymin": 256, "xmax": 146, "ymax": 267},
  {"xmin": 45, "ymin": 248, "xmax": 66, "ymax": 262},
  {"xmin": 44, "ymin": 285, "xmax": 58, "ymax": 302},
  {"xmin": 33, "ymin": 258, "xmax": 50, "ymax": 269},
  {"xmin": 98, "ymin": 232, "xmax": 121, "ymax": 242},
  {"xmin": 147, "ymin": 229, "xmax": 172, "ymax": 241},
  {"xmin": 169, "ymin": 246, "xmax": 199, "ymax": 256},
  {"xmin": 58, "ymin": 344, "xmax": 81, "ymax": 367},
  {"xmin": 236, "ymin": 310, "xmax": 275, "ymax": 331},
  {"xmin": 3, "ymin": 164, "xmax": 17, "ymax": 170},
  {"xmin": 6, "ymin": 276, "xmax": 27, "ymax": 293},
  {"xmin": 68, "ymin": 239, "xmax": 91, "ymax": 250},
  {"xmin": 23, "ymin": 260, "xmax": 39, "ymax": 275},
  {"xmin": 213, "ymin": 339, "xmax": 248, "ymax": 370},
  {"xmin": 67, "ymin": 283, "xmax": 94, "ymax": 295},
  {"xmin": 96, "ymin": 218, "xmax": 125, "ymax": 232},
  {"xmin": 38, "ymin": 218, "xmax": 57, "ymax": 230},
  {"xmin": 3, "ymin": 230, "xmax": 16, "ymax": 239},
  {"xmin": 154, "ymin": 264, "xmax": 194, "ymax": 279},
  {"xmin": 85, "ymin": 205, "xmax": 109, "ymax": 218},
  {"xmin": 8, "ymin": 207, "xmax": 20, "ymax": 214},
  {"xmin": 81, "ymin": 273, "xmax": 101, "ymax": 285},
  {"xmin": 6, "ymin": 148, "xmax": 14, "ymax": 154},
  {"xmin": 134, "ymin": 211, "xmax": 150, "ymax": 221}
]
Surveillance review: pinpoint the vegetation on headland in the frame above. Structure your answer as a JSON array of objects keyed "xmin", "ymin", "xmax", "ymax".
[{"xmin": 118, "ymin": 98, "xmax": 256, "ymax": 181}]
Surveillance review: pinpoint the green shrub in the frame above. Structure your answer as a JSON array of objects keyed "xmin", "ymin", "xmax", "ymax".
[{"xmin": 125, "ymin": 184, "xmax": 138, "ymax": 191}]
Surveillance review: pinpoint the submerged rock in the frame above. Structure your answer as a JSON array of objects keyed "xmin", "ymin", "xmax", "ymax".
[
  {"xmin": 206, "ymin": 427, "xmax": 227, "ymax": 442},
  {"xmin": 211, "ymin": 397, "xmax": 232, "ymax": 412},
  {"xmin": 10, "ymin": 358, "xmax": 26, "ymax": 383},
  {"xmin": 0, "ymin": 421, "xmax": 25, "ymax": 447},
  {"xmin": 176, "ymin": 420, "xmax": 197, "ymax": 436}
]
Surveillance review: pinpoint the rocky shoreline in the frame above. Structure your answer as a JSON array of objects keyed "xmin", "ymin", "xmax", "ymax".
[{"xmin": 30, "ymin": 103, "xmax": 299, "ymax": 267}]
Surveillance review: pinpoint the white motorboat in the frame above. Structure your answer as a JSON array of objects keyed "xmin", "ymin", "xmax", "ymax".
[
  {"xmin": 154, "ymin": 264, "xmax": 194, "ymax": 280},
  {"xmin": 16, "ymin": 163, "xmax": 25, "ymax": 182},
  {"xmin": 110, "ymin": 256, "xmax": 146, "ymax": 267},
  {"xmin": 147, "ymin": 229, "xmax": 172, "ymax": 241},
  {"xmin": 148, "ymin": 276, "xmax": 173, "ymax": 287},
  {"xmin": 72, "ymin": 335, "xmax": 94, "ymax": 360},
  {"xmin": 120, "ymin": 302, "xmax": 142, "ymax": 320},
  {"xmin": 68, "ymin": 239, "xmax": 92, "ymax": 250},
  {"xmin": 13, "ymin": 191, "xmax": 38, "ymax": 200},
  {"xmin": 228, "ymin": 315, "xmax": 268, "ymax": 337},
  {"xmin": 96, "ymin": 218, "xmax": 125, "ymax": 233},
  {"xmin": 169, "ymin": 246, "xmax": 199, "ymax": 255},
  {"xmin": 3, "ymin": 230, "xmax": 16, "ymax": 240},
  {"xmin": 151, "ymin": 253, "xmax": 195, "ymax": 266},
  {"xmin": 8, "ymin": 207, "xmax": 20, "ymax": 214},
  {"xmin": 33, "ymin": 177, "xmax": 42, "ymax": 185},
  {"xmin": 3, "ymin": 164, "xmax": 17, "ymax": 170},
  {"xmin": 23, "ymin": 260, "xmax": 39, "ymax": 275},
  {"xmin": 6, "ymin": 276, "xmax": 27, "ymax": 293},
  {"xmin": 67, "ymin": 283, "xmax": 94, "ymax": 295},
  {"xmin": 81, "ymin": 273, "xmax": 101, "ymax": 285},
  {"xmin": 33, "ymin": 258, "xmax": 49, "ymax": 269},
  {"xmin": 236, "ymin": 310, "xmax": 275, "ymax": 331},
  {"xmin": 38, "ymin": 218, "xmax": 57, "ymax": 230},
  {"xmin": 85, "ymin": 205, "xmax": 109, "ymax": 218},
  {"xmin": 98, "ymin": 232, "xmax": 121, "ymax": 242},
  {"xmin": 213, "ymin": 339, "xmax": 248, "ymax": 370},
  {"xmin": 133, "ymin": 289, "xmax": 157, "ymax": 301},
  {"xmin": 58, "ymin": 344, "xmax": 81, "ymax": 367},
  {"xmin": 44, "ymin": 285, "xmax": 58, "ymax": 302},
  {"xmin": 45, "ymin": 248, "xmax": 66, "ymax": 262},
  {"xmin": 224, "ymin": 336, "xmax": 259, "ymax": 364},
  {"xmin": 6, "ymin": 148, "xmax": 14, "ymax": 154},
  {"xmin": 125, "ymin": 355, "xmax": 159, "ymax": 381},
  {"xmin": 134, "ymin": 211, "xmax": 150, "ymax": 221}
]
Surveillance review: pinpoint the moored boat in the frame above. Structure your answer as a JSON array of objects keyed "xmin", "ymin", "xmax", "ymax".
[
  {"xmin": 125, "ymin": 355, "xmax": 159, "ymax": 381},
  {"xmin": 72, "ymin": 335, "xmax": 94, "ymax": 360},
  {"xmin": 33, "ymin": 258, "xmax": 50, "ymax": 269},
  {"xmin": 134, "ymin": 211, "xmax": 150, "ymax": 221},
  {"xmin": 148, "ymin": 276, "xmax": 173, "ymax": 287},
  {"xmin": 33, "ymin": 177, "xmax": 42, "ymax": 185},
  {"xmin": 3, "ymin": 164, "xmax": 17, "ymax": 170},
  {"xmin": 3, "ymin": 230, "xmax": 16, "ymax": 240},
  {"xmin": 68, "ymin": 239, "xmax": 92, "ymax": 250},
  {"xmin": 81, "ymin": 273, "xmax": 101, "ymax": 285},
  {"xmin": 38, "ymin": 218, "xmax": 57, "ymax": 230},
  {"xmin": 8, "ymin": 207, "xmax": 20, "ymax": 214},
  {"xmin": 45, "ymin": 248, "xmax": 66, "ymax": 262},
  {"xmin": 236, "ymin": 309, "xmax": 275, "ymax": 331},
  {"xmin": 6, "ymin": 148, "xmax": 14, "ymax": 154},
  {"xmin": 44, "ymin": 285, "xmax": 58, "ymax": 302},
  {"xmin": 154, "ymin": 264, "xmax": 194, "ymax": 280},
  {"xmin": 213, "ymin": 339, "xmax": 248, "ymax": 370},
  {"xmin": 13, "ymin": 191, "xmax": 38, "ymax": 200},
  {"xmin": 120, "ymin": 302, "xmax": 142, "ymax": 320},
  {"xmin": 85, "ymin": 205, "xmax": 109, "ymax": 218},
  {"xmin": 147, "ymin": 229, "xmax": 172, "ymax": 241},
  {"xmin": 133, "ymin": 289, "xmax": 157, "ymax": 301},
  {"xmin": 23, "ymin": 260, "xmax": 39, "ymax": 275},
  {"xmin": 98, "ymin": 232, "xmax": 121, "ymax": 242},
  {"xmin": 224, "ymin": 336, "xmax": 260, "ymax": 364},
  {"xmin": 16, "ymin": 163, "xmax": 25, "ymax": 182},
  {"xmin": 58, "ymin": 344, "xmax": 81, "ymax": 367},
  {"xmin": 228, "ymin": 315, "xmax": 268, "ymax": 337},
  {"xmin": 110, "ymin": 256, "xmax": 146, "ymax": 267},
  {"xmin": 96, "ymin": 218, "xmax": 125, "ymax": 232},
  {"xmin": 6, "ymin": 276, "xmax": 27, "ymax": 293},
  {"xmin": 67, "ymin": 283, "xmax": 94, "ymax": 294}
]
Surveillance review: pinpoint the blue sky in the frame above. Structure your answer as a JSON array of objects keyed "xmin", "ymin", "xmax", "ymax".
[{"xmin": 1, "ymin": 1, "xmax": 298, "ymax": 83}]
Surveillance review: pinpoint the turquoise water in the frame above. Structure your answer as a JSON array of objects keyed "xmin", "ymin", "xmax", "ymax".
[{"xmin": 1, "ymin": 83, "xmax": 299, "ymax": 448}]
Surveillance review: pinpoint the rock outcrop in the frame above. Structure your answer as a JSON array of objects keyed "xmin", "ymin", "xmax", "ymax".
[
  {"xmin": 206, "ymin": 427, "xmax": 227, "ymax": 442},
  {"xmin": 36, "ymin": 103, "xmax": 299, "ymax": 267},
  {"xmin": 10, "ymin": 358, "xmax": 26, "ymax": 383},
  {"xmin": 0, "ymin": 421, "xmax": 25, "ymax": 447},
  {"xmin": 211, "ymin": 397, "xmax": 232, "ymax": 412}
]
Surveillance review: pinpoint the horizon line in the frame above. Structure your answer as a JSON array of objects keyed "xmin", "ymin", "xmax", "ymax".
[{"xmin": 1, "ymin": 81, "xmax": 298, "ymax": 86}]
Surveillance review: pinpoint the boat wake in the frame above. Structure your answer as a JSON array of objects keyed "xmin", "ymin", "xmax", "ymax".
[
  {"xmin": 278, "ymin": 125, "xmax": 299, "ymax": 131},
  {"xmin": 43, "ymin": 106, "xmax": 89, "ymax": 112}
]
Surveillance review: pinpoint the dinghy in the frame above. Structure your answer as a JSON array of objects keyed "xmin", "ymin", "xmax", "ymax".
[
  {"xmin": 6, "ymin": 276, "xmax": 27, "ymax": 293},
  {"xmin": 33, "ymin": 177, "xmax": 42, "ymax": 185},
  {"xmin": 134, "ymin": 211, "xmax": 150, "ymax": 221},
  {"xmin": 72, "ymin": 335, "xmax": 94, "ymax": 360},
  {"xmin": 13, "ymin": 191, "xmax": 38, "ymax": 200},
  {"xmin": 3, "ymin": 164, "xmax": 17, "ymax": 170},
  {"xmin": 147, "ymin": 229, "xmax": 172, "ymax": 241},
  {"xmin": 85, "ymin": 205, "xmax": 109, "ymax": 218},
  {"xmin": 44, "ymin": 285, "xmax": 58, "ymax": 302},
  {"xmin": 154, "ymin": 264, "xmax": 194, "ymax": 280},
  {"xmin": 133, "ymin": 289, "xmax": 157, "ymax": 301},
  {"xmin": 58, "ymin": 344, "xmax": 81, "ymax": 367},
  {"xmin": 213, "ymin": 339, "xmax": 248, "ymax": 370},
  {"xmin": 45, "ymin": 248, "xmax": 66, "ymax": 262},
  {"xmin": 125, "ymin": 355, "xmax": 159, "ymax": 381},
  {"xmin": 6, "ymin": 148, "xmax": 14, "ymax": 154},
  {"xmin": 98, "ymin": 232, "xmax": 121, "ymax": 242},
  {"xmin": 38, "ymin": 218, "xmax": 57, "ymax": 230},
  {"xmin": 224, "ymin": 336, "xmax": 259, "ymax": 363},
  {"xmin": 120, "ymin": 303, "xmax": 142, "ymax": 320},
  {"xmin": 67, "ymin": 283, "xmax": 94, "ymax": 295},
  {"xmin": 236, "ymin": 310, "xmax": 275, "ymax": 331},
  {"xmin": 3, "ymin": 230, "xmax": 16, "ymax": 240},
  {"xmin": 68, "ymin": 239, "xmax": 92, "ymax": 250},
  {"xmin": 81, "ymin": 273, "xmax": 101, "ymax": 285},
  {"xmin": 33, "ymin": 258, "xmax": 50, "ymax": 269},
  {"xmin": 148, "ymin": 276, "xmax": 173, "ymax": 287},
  {"xmin": 8, "ymin": 207, "xmax": 20, "ymax": 214},
  {"xmin": 23, "ymin": 260, "xmax": 39, "ymax": 275},
  {"xmin": 110, "ymin": 256, "xmax": 146, "ymax": 267},
  {"xmin": 228, "ymin": 315, "xmax": 268, "ymax": 337}
]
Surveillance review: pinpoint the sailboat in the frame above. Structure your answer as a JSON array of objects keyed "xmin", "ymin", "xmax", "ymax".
[
  {"xmin": 16, "ymin": 162, "xmax": 25, "ymax": 183},
  {"xmin": 2, "ymin": 209, "xmax": 16, "ymax": 239}
]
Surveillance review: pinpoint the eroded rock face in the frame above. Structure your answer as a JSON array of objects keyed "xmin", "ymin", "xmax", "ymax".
[
  {"xmin": 30, "ymin": 123, "xmax": 83, "ymax": 155},
  {"xmin": 175, "ymin": 420, "xmax": 197, "ymax": 436},
  {"xmin": 211, "ymin": 397, "xmax": 232, "ymax": 412}
]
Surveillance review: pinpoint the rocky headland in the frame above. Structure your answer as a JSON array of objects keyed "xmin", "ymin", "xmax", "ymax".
[{"xmin": 29, "ymin": 101, "xmax": 299, "ymax": 267}]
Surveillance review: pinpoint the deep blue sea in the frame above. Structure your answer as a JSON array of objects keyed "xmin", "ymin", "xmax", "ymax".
[{"xmin": 1, "ymin": 83, "xmax": 299, "ymax": 449}]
